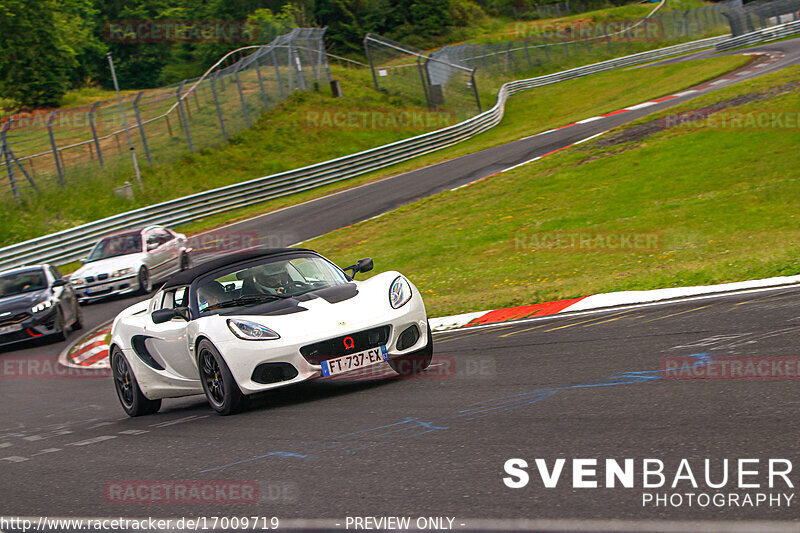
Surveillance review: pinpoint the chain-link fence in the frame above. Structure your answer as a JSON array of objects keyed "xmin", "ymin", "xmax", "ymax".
[
  {"xmin": 722, "ymin": 0, "xmax": 800, "ymax": 36},
  {"xmin": 432, "ymin": 4, "xmax": 729, "ymax": 79},
  {"xmin": 0, "ymin": 28, "xmax": 330, "ymax": 202},
  {"xmin": 364, "ymin": 34, "xmax": 482, "ymax": 121},
  {"xmin": 365, "ymin": 3, "xmax": 733, "ymax": 118}
]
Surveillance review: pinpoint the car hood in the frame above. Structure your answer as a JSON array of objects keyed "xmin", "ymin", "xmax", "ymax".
[
  {"xmin": 216, "ymin": 271, "xmax": 415, "ymax": 339},
  {"xmin": 72, "ymin": 254, "xmax": 145, "ymax": 279},
  {"xmin": 0, "ymin": 288, "xmax": 50, "ymax": 314}
]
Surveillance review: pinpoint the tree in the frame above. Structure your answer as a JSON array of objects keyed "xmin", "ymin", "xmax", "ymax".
[{"xmin": 0, "ymin": 0, "xmax": 77, "ymax": 107}]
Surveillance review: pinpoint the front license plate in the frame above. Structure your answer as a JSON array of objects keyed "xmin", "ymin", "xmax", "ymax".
[
  {"xmin": 321, "ymin": 345, "xmax": 389, "ymax": 377},
  {"xmin": 0, "ymin": 324, "xmax": 22, "ymax": 335}
]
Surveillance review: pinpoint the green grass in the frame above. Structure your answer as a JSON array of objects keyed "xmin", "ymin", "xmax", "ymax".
[
  {"xmin": 175, "ymin": 54, "xmax": 748, "ymax": 235},
  {"xmin": 302, "ymin": 64, "xmax": 800, "ymax": 317}
]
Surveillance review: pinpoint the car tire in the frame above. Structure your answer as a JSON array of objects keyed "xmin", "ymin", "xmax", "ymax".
[
  {"xmin": 197, "ymin": 339, "xmax": 247, "ymax": 416},
  {"xmin": 138, "ymin": 267, "xmax": 152, "ymax": 295},
  {"xmin": 72, "ymin": 303, "xmax": 83, "ymax": 331},
  {"xmin": 111, "ymin": 348, "xmax": 161, "ymax": 417},
  {"xmin": 51, "ymin": 307, "xmax": 69, "ymax": 342},
  {"xmin": 388, "ymin": 324, "xmax": 433, "ymax": 376},
  {"xmin": 180, "ymin": 253, "xmax": 191, "ymax": 271}
]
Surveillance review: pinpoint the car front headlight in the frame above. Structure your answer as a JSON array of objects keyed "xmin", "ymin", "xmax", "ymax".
[
  {"xmin": 71, "ymin": 277, "xmax": 84, "ymax": 286},
  {"xmin": 227, "ymin": 319, "xmax": 280, "ymax": 341},
  {"xmin": 389, "ymin": 275, "xmax": 412, "ymax": 309},
  {"xmin": 32, "ymin": 300, "xmax": 54, "ymax": 314},
  {"xmin": 112, "ymin": 268, "xmax": 132, "ymax": 278}
]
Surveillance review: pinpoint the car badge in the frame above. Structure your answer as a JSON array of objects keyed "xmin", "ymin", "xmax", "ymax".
[
  {"xmin": 337, "ymin": 321, "xmax": 346, "ymax": 326},
  {"xmin": 343, "ymin": 336, "xmax": 355, "ymax": 351}
]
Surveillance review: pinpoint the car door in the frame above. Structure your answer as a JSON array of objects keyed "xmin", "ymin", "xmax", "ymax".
[
  {"xmin": 142, "ymin": 287, "xmax": 197, "ymax": 379},
  {"xmin": 158, "ymin": 228, "xmax": 183, "ymax": 276},
  {"xmin": 144, "ymin": 229, "xmax": 171, "ymax": 282}
]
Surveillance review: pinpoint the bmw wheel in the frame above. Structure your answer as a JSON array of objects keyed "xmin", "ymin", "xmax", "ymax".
[
  {"xmin": 197, "ymin": 339, "xmax": 246, "ymax": 415},
  {"xmin": 138, "ymin": 267, "xmax": 152, "ymax": 295},
  {"xmin": 111, "ymin": 348, "xmax": 161, "ymax": 417}
]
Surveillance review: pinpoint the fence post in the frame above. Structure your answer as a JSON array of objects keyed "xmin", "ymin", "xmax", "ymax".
[
  {"xmin": 88, "ymin": 102, "xmax": 104, "ymax": 168},
  {"xmin": 272, "ymin": 48, "xmax": 286, "ymax": 100},
  {"xmin": 176, "ymin": 82, "xmax": 194, "ymax": 152},
  {"xmin": 0, "ymin": 122, "xmax": 19, "ymax": 201},
  {"xmin": 254, "ymin": 53, "xmax": 270, "ymax": 110},
  {"xmin": 416, "ymin": 56, "xmax": 432, "ymax": 109},
  {"xmin": 2, "ymin": 119, "xmax": 38, "ymax": 196},
  {"xmin": 235, "ymin": 68, "xmax": 251, "ymax": 128},
  {"xmin": 364, "ymin": 35, "xmax": 380, "ymax": 91},
  {"xmin": 47, "ymin": 112, "xmax": 65, "ymax": 186},
  {"xmin": 470, "ymin": 70, "xmax": 482, "ymax": 115},
  {"xmin": 133, "ymin": 91, "xmax": 152, "ymax": 165},
  {"xmin": 211, "ymin": 72, "xmax": 228, "ymax": 141}
]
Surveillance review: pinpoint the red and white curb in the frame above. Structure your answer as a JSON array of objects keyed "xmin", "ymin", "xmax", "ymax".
[
  {"xmin": 429, "ymin": 273, "xmax": 800, "ymax": 331},
  {"xmin": 58, "ymin": 323, "xmax": 112, "ymax": 370}
]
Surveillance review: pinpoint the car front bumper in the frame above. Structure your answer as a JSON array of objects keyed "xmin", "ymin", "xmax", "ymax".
[
  {"xmin": 0, "ymin": 308, "xmax": 63, "ymax": 346},
  {"xmin": 75, "ymin": 274, "xmax": 139, "ymax": 303}
]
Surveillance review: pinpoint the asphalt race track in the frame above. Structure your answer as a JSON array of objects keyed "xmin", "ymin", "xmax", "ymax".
[{"xmin": 1, "ymin": 38, "xmax": 800, "ymax": 529}]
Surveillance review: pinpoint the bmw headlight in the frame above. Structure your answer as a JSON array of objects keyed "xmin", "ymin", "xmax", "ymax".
[
  {"xmin": 389, "ymin": 275, "xmax": 412, "ymax": 309},
  {"xmin": 227, "ymin": 319, "xmax": 280, "ymax": 341},
  {"xmin": 112, "ymin": 268, "xmax": 132, "ymax": 278},
  {"xmin": 31, "ymin": 300, "xmax": 54, "ymax": 314},
  {"xmin": 71, "ymin": 278, "xmax": 84, "ymax": 286}
]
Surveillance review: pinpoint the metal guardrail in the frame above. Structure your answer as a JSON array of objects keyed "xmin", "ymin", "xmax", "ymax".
[
  {"xmin": 716, "ymin": 19, "xmax": 800, "ymax": 50},
  {"xmin": 0, "ymin": 35, "xmax": 730, "ymax": 272}
]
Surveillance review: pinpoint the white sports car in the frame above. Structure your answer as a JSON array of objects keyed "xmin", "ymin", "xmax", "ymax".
[{"xmin": 109, "ymin": 248, "xmax": 432, "ymax": 416}]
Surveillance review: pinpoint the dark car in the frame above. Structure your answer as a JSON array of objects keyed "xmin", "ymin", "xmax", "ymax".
[{"xmin": 0, "ymin": 264, "xmax": 82, "ymax": 349}]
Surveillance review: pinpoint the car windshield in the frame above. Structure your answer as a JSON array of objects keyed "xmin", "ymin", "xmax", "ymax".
[
  {"xmin": 0, "ymin": 269, "xmax": 47, "ymax": 297},
  {"xmin": 196, "ymin": 255, "xmax": 348, "ymax": 314},
  {"xmin": 87, "ymin": 232, "xmax": 142, "ymax": 262}
]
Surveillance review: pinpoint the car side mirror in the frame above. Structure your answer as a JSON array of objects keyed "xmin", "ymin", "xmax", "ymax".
[
  {"xmin": 152, "ymin": 307, "xmax": 190, "ymax": 324},
  {"xmin": 343, "ymin": 257, "xmax": 373, "ymax": 279},
  {"xmin": 52, "ymin": 279, "xmax": 68, "ymax": 289}
]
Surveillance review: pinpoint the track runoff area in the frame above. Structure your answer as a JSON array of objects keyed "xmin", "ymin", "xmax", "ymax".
[{"xmin": 1, "ymin": 40, "xmax": 800, "ymax": 532}]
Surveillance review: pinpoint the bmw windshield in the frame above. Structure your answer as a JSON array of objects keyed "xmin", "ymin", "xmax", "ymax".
[
  {"xmin": 87, "ymin": 232, "xmax": 143, "ymax": 262},
  {"xmin": 0, "ymin": 269, "xmax": 47, "ymax": 297},
  {"xmin": 197, "ymin": 255, "xmax": 348, "ymax": 314}
]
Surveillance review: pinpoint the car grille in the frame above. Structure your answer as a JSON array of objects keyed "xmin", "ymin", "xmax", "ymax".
[
  {"xmin": 0, "ymin": 312, "xmax": 30, "ymax": 327},
  {"xmin": 97, "ymin": 273, "xmax": 109, "ymax": 281},
  {"xmin": 300, "ymin": 326, "xmax": 390, "ymax": 364},
  {"xmin": 85, "ymin": 276, "xmax": 95, "ymax": 283}
]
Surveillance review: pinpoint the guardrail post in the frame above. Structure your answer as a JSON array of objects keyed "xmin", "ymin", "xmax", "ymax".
[
  {"xmin": 88, "ymin": 102, "xmax": 104, "ymax": 168},
  {"xmin": 132, "ymin": 92, "xmax": 152, "ymax": 165},
  {"xmin": 176, "ymin": 82, "xmax": 194, "ymax": 152},
  {"xmin": 235, "ymin": 68, "xmax": 251, "ymax": 128},
  {"xmin": 47, "ymin": 112, "xmax": 65, "ymax": 186},
  {"xmin": 210, "ymin": 72, "xmax": 228, "ymax": 141}
]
